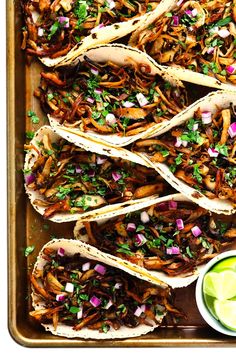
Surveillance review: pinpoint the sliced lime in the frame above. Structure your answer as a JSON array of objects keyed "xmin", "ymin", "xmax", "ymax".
[
  {"xmin": 212, "ymin": 257, "xmax": 236, "ymax": 273},
  {"xmin": 203, "ymin": 293, "xmax": 218, "ymax": 320},
  {"xmin": 203, "ymin": 270, "xmax": 236, "ymax": 300},
  {"xmin": 214, "ymin": 300, "xmax": 236, "ymax": 331}
]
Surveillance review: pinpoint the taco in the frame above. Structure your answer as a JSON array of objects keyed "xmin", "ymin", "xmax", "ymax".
[
  {"xmin": 21, "ymin": 0, "xmax": 174, "ymax": 67},
  {"xmin": 132, "ymin": 90, "xmax": 236, "ymax": 215},
  {"xmin": 29, "ymin": 238, "xmax": 181, "ymax": 339},
  {"xmin": 24, "ymin": 125, "xmax": 174, "ymax": 222},
  {"xmin": 129, "ymin": 0, "xmax": 236, "ymax": 90},
  {"xmin": 34, "ymin": 43, "xmax": 188, "ymax": 147},
  {"xmin": 74, "ymin": 193, "xmax": 236, "ymax": 288}
]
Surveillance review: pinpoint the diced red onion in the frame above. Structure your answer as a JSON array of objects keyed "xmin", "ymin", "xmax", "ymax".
[
  {"xmin": 94, "ymin": 264, "xmax": 106, "ymax": 275},
  {"xmin": 176, "ymin": 219, "xmax": 184, "ymax": 230},
  {"xmin": 112, "ymin": 171, "xmax": 122, "ymax": 182},
  {"xmin": 38, "ymin": 27, "xmax": 44, "ymax": 36},
  {"xmin": 168, "ymin": 200, "xmax": 177, "ymax": 210},
  {"xmin": 192, "ymin": 123, "xmax": 199, "ymax": 131},
  {"xmin": 209, "ymin": 26, "xmax": 219, "ymax": 34},
  {"xmin": 86, "ymin": 97, "xmax": 95, "ymax": 104},
  {"xmin": 105, "ymin": 113, "xmax": 117, "ymax": 126},
  {"xmin": 207, "ymin": 47, "xmax": 214, "ymax": 55},
  {"xmin": 24, "ymin": 172, "xmax": 36, "ymax": 185},
  {"xmin": 172, "ymin": 15, "xmax": 180, "ymax": 26},
  {"xmin": 140, "ymin": 304, "xmax": 146, "ymax": 312},
  {"xmin": 157, "ymin": 202, "xmax": 169, "ymax": 211},
  {"xmin": 175, "ymin": 137, "xmax": 182, "ymax": 147},
  {"xmin": 166, "ymin": 246, "xmax": 180, "ymax": 255},
  {"xmin": 82, "ymin": 262, "xmax": 91, "ymax": 271},
  {"xmin": 177, "ymin": 0, "xmax": 184, "ymax": 6},
  {"xmin": 57, "ymin": 247, "xmax": 65, "ymax": 257},
  {"xmin": 94, "ymin": 88, "xmax": 103, "ymax": 95},
  {"xmin": 136, "ymin": 93, "xmax": 149, "ymax": 107},
  {"xmin": 58, "ymin": 16, "xmax": 69, "ymax": 28},
  {"xmin": 123, "ymin": 101, "xmax": 135, "ymax": 108},
  {"xmin": 104, "ymin": 299, "xmax": 113, "ymax": 310},
  {"xmin": 228, "ymin": 122, "xmax": 236, "ymax": 138},
  {"xmin": 207, "ymin": 147, "xmax": 219, "ymax": 157},
  {"xmin": 126, "ymin": 223, "xmax": 136, "ymax": 232},
  {"xmin": 90, "ymin": 295, "xmax": 101, "ymax": 307},
  {"xmin": 134, "ymin": 306, "xmax": 143, "ymax": 317},
  {"xmin": 107, "ymin": 0, "xmax": 116, "ymax": 9},
  {"xmin": 65, "ymin": 282, "xmax": 74, "ymax": 293},
  {"xmin": 226, "ymin": 65, "xmax": 236, "ymax": 74},
  {"xmin": 201, "ymin": 111, "xmax": 212, "ymax": 124},
  {"xmin": 96, "ymin": 156, "xmax": 107, "ymax": 164},
  {"xmin": 218, "ymin": 29, "xmax": 230, "ymax": 38},
  {"xmin": 88, "ymin": 169, "xmax": 95, "ymax": 177},
  {"xmin": 185, "ymin": 10, "xmax": 192, "ymax": 16},
  {"xmin": 182, "ymin": 140, "xmax": 188, "ymax": 147},
  {"xmin": 191, "ymin": 8, "xmax": 198, "ymax": 17},
  {"xmin": 76, "ymin": 165, "xmax": 82, "ymax": 173},
  {"xmin": 114, "ymin": 282, "xmax": 122, "ymax": 289},
  {"xmin": 135, "ymin": 233, "xmax": 147, "ymax": 246},
  {"xmin": 140, "ymin": 211, "xmax": 150, "ymax": 223},
  {"xmin": 91, "ymin": 23, "xmax": 105, "ymax": 33},
  {"xmin": 191, "ymin": 225, "xmax": 202, "ymax": 237},
  {"xmin": 77, "ymin": 306, "xmax": 83, "ymax": 319},
  {"xmin": 90, "ymin": 67, "xmax": 99, "ymax": 76},
  {"xmin": 56, "ymin": 294, "xmax": 66, "ymax": 302}
]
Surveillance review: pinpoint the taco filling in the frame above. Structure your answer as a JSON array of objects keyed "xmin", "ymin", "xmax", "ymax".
[
  {"xmin": 30, "ymin": 247, "xmax": 173, "ymax": 333},
  {"xmin": 24, "ymin": 132, "xmax": 171, "ymax": 218},
  {"xmin": 76, "ymin": 201, "xmax": 236, "ymax": 276},
  {"xmin": 35, "ymin": 57, "xmax": 188, "ymax": 136},
  {"xmin": 133, "ymin": 105, "xmax": 236, "ymax": 205},
  {"xmin": 21, "ymin": 0, "xmax": 160, "ymax": 59},
  {"xmin": 132, "ymin": 0, "xmax": 236, "ymax": 85}
]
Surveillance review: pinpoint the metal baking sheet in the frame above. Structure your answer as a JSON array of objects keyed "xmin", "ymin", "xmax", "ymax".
[{"xmin": 7, "ymin": 0, "xmax": 236, "ymax": 347}]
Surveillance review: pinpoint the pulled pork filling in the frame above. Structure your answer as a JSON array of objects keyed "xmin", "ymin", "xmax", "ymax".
[
  {"xmin": 30, "ymin": 248, "xmax": 173, "ymax": 332},
  {"xmin": 133, "ymin": 105, "xmax": 236, "ymax": 205},
  {"xmin": 34, "ymin": 57, "xmax": 188, "ymax": 136},
  {"xmin": 76, "ymin": 201, "xmax": 236, "ymax": 276},
  {"xmin": 21, "ymin": 0, "xmax": 160, "ymax": 59},
  {"xmin": 132, "ymin": 0, "xmax": 236, "ymax": 85},
  {"xmin": 24, "ymin": 133, "xmax": 171, "ymax": 218}
]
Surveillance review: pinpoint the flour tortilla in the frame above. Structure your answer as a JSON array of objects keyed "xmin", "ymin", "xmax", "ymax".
[
  {"xmin": 40, "ymin": 0, "xmax": 175, "ymax": 68},
  {"xmin": 74, "ymin": 193, "xmax": 211, "ymax": 288},
  {"xmin": 135, "ymin": 90, "xmax": 236, "ymax": 215},
  {"xmin": 24, "ymin": 125, "xmax": 163, "ymax": 223},
  {"xmin": 31, "ymin": 238, "xmax": 167, "ymax": 339},
  {"xmin": 48, "ymin": 43, "xmax": 186, "ymax": 147}
]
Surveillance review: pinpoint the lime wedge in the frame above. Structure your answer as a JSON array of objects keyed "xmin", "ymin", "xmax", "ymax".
[
  {"xmin": 214, "ymin": 300, "xmax": 236, "ymax": 331},
  {"xmin": 203, "ymin": 293, "xmax": 219, "ymax": 320},
  {"xmin": 212, "ymin": 257, "xmax": 236, "ymax": 273},
  {"xmin": 203, "ymin": 270, "xmax": 236, "ymax": 300}
]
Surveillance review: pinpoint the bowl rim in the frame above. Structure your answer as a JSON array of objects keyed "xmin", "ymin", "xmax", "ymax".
[{"xmin": 195, "ymin": 250, "xmax": 236, "ymax": 337}]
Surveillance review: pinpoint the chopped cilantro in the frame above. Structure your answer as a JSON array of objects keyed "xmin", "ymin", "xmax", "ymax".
[
  {"xmin": 48, "ymin": 21, "xmax": 60, "ymax": 40},
  {"xmin": 215, "ymin": 143, "xmax": 228, "ymax": 156},
  {"xmin": 56, "ymin": 186, "xmax": 72, "ymax": 200},
  {"xmin": 26, "ymin": 131, "xmax": 35, "ymax": 139},
  {"xmin": 69, "ymin": 306, "xmax": 81, "ymax": 314},
  {"xmin": 116, "ymin": 243, "xmax": 133, "ymax": 256},
  {"xmin": 27, "ymin": 110, "xmax": 40, "ymax": 124},
  {"xmin": 175, "ymin": 153, "xmax": 183, "ymax": 165},
  {"xmin": 186, "ymin": 246, "xmax": 193, "ymax": 258},
  {"xmin": 193, "ymin": 164, "xmax": 202, "ymax": 183},
  {"xmin": 24, "ymin": 245, "xmax": 35, "ymax": 257}
]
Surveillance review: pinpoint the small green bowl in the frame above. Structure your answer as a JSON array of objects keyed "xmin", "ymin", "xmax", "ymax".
[{"xmin": 195, "ymin": 250, "xmax": 236, "ymax": 336}]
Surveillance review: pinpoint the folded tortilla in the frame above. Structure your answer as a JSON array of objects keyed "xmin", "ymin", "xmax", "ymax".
[
  {"xmin": 129, "ymin": 0, "xmax": 236, "ymax": 91},
  {"xmin": 24, "ymin": 125, "xmax": 171, "ymax": 222},
  {"xmin": 74, "ymin": 194, "xmax": 236, "ymax": 288},
  {"xmin": 22, "ymin": 0, "xmax": 174, "ymax": 67},
  {"xmin": 133, "ymin": 90, "xmax": 236, "ymax": 215},
  {"xmin": 30, "ymin": 238, "xmax": 169, "ymax": 339},
  {"xmin": 40, "ymin": 43, "xmax": 189, "ymax": 147}
]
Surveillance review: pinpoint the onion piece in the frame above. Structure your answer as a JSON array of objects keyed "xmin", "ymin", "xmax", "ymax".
[
  {"xmin": 185, "ymin": 10, "xmax": 192, "ymax": 16},
  {"xmin": 157, "ymin": 202, "xmax": 169, "ymax": 211},
  {"xmin": 104, "ymin": 299, "xmax": 113, "ymax": 309},
  {"xmin": 65, "ymin": 282, "xmax": 74, "ymax": 293},
  {"xmin": 94, "ymin": 88, "xmax": 103, "ymax": 95},
  {"xmin": 56, "ymin": 294, "xmax": 66, "ymax": 302},
  {"xmin": 207, "ymin": 147, "xmax": 219, "ymax": 158},
  {"xmin": 176, "ymin": 219, "xmax": 184, "ymax": 230},
  {"xmin": 228, "ymin": 122, "xmax": 236, "ymax": 138},
  {"xmin": 136, "ymin": 93, "xmax": 149, "ymax": 107},
  {"xmin": 58, "ymin": 16, "xmax": 69, "ymax": 28},
  {"xmin": 24, "ymin": 172, "xmax": 36, "ymax": 185},
  {"xmin": 172, "ymin": 15, "xmax": 179, "ymax": 26},
  {"xmin": 201, "ymin": 111, "xmax": 212, "ymax": 124},
  {"xmin": 135, "ymin": 233, "xmax": 147, "ymax": 246},
  {"xmin": 192, "ymin": 123, "xmax": 199, "ymax": 131},
  {"xmin": 94, "ymin": 264, "xmax": 106, "ymax": 275},
  {"xmin": 114, "ymin": 282, "xmax": 122, "ymax": 289},
  {"xmin": 191, "ymin": 8, "xmax": 198, "ymax": 17},
  {"xmin": 91, "ymin": 67, "xmax": 99, "ymax": 76},
  {"xmin": 107, "ymin": 0, "xmax": 116, "ymax": 10},
  {"xmin": 140, "ymin": 211, "xmax": 150, "ymax": 223},
  {"xmin": 77, "ymin": 306, "xmax": 83, "ymax": 319},
  {"xmin": 207, "ymin": 47, "xmax": 214, "ymax": 55},
  {"xmin": 134, "ymin": 306, "xmax": 143, "ymax": 317},
  {"xmin": 166, "ymin": 246, "xmax": 180, "ymax": 255},
  {"xmin": 90, "ymin": 295, "xmax": 101, "ymax": 307},
  {"xmin": 123, "ymin": 101, "xmax": 135, "ymax": 108},
  {"xmin": 175, "ymin": 137, "xmax": 182, "ymax": 147},
  {"xmin": 191, "ymin": 226, "xmax": 202, "ymax": 237},
  {"xmin": 168, "ymin": 200, "xmax": 177, "ymax": 210},
  {"xmin": 91, "ymin": 23, "xmax": 105, "ymax": 33},
  {"xmin": 140, "ymin": 304, "xmax": 146, "ymax": 312},
  {"xmin": 218, "ymin": 29, "xmax": 230, "ymax": 38},
  {"xmin": 57, "ymin": 247, "xmax": 65, "ymax": 257},
  {"xmin": 112, "ymin": 171, "xmax": 122, "ymax": 182},
  {"xmin": 82, "ymin": 262, "xmax": 90, "ymax": 271},
  {"xmin": 38, "ymin": 28, "xmax": 44, "ymax": 36},
  {"xmin": 182, "ymin": 140, "xmax": 188, "ymax": 147},
  {"xmin": 105, "ymin": 113, "xmax": 116, "ymax": 126},
  {"xmin": 88, "ymin": 169, "xmax": 95, "ymax": 177},
  {"xmin": 96, "ymin": 156, "xmax": 107, "ymax": 165},
  {"xmin": 86, "ymin": 97, "xmax": 95, "ymax": 104},
  {"xmin": 126, "ymin": 223, "xmax": 136, "ymax": 232},
  {"xmin": 226, "ymin": 65, "xmax": 236, "ymax": 75}
]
